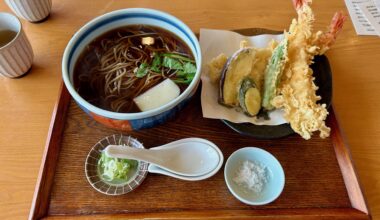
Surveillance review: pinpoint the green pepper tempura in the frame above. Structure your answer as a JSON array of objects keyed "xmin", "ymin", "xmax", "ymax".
[{"xmin": 98, "ymin": 151, "xmax": 138, "ymax": 182}]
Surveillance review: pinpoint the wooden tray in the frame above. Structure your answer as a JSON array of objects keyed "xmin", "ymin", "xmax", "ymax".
[
  {"xmin": 29, "ymin": 29, "xmax": 371, "ymax": 220},
  {"xmin": 29, "ymin": 85, "xmax": 370, "ymax": 220}
]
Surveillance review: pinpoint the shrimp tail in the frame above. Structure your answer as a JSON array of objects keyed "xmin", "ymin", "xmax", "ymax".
[
  {"xmin": 326, "ymin": 11, "xmax": 347, "ymax": 45},
  {"xmin": 292, "ymin": 0, "xmax": 312, "ymax": 11},
  {"xmin": 316, "ymin": 11, "xmax": 347, "ymax": 54}
]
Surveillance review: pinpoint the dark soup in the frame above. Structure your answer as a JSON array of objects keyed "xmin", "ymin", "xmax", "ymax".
[{"xmin": 74, "ymin": 25, "xmax": 196, "ymax": 113}]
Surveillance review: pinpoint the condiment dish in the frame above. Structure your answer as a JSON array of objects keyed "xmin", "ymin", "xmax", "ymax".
[
  {"xmin": 224, "ymin": 147, "xmax": 285, "ymax": 205},
  {"xmin": 85, "ymin": 134, "xmax": 148, "ymax": 195}
]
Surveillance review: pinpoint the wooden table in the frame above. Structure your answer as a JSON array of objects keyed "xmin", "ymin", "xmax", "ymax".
[{"xmin": 0, "ymin": 0, "xmax": 379, "ymax": 219}]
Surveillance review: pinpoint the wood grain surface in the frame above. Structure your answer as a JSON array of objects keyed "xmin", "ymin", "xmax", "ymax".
[
  {"xmin": 0, "ymin": 0, "xmax": 379, "ymax": 219},
  {"xmin": 47, "ymin": 89, "xmax": 350, "ymax": 215},
  {"xmin": 29, "ymin": 84, "xmax": 368, "ymax": 219}
]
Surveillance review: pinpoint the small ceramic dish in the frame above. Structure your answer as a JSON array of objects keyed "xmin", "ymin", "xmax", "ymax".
[
  {"xmin": 224, "ymin": 147, "xmax": 285, "ymax": 205},
  {"xmin": 85, "ymin": 134, "xmax": 149, "ymax": 195}
]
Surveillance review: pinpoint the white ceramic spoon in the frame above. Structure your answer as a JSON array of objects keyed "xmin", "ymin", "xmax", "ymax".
[
  {"xmin": 147, "ymin": 163, "xmax": 222, "ymax": 181},
  {"xmin": 104, "ymin": 138, "xmax": 223, "ymax": 177},
  {"xmin": 147, "ymin": 138, "xmax": 224, "ymax": 181}
]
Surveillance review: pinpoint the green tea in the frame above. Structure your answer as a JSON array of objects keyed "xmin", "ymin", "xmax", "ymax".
[{"xmin": 0, "ymin": 30, "xmax": 17, "ymax": 48}]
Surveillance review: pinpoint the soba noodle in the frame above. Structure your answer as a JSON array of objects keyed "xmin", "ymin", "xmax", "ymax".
[{"xmin": 74, "ymin": 25, "xmax": 195, "ymax": 113}]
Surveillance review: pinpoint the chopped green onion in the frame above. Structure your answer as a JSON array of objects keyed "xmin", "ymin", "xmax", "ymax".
[{"xmin": 98, "ymin": 151, "xmax": 137, "ymax": 181}]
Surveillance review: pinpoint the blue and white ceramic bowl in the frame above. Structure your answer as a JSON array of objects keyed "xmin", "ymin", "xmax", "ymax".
[{"xmin": 62, "ymin": 8, "xmax": 201, "ymax": 131}]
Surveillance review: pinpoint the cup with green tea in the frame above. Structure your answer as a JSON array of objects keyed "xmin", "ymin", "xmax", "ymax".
[{"xmin": 0, "ymin": 12, "xmax": 33, "ymax": 78}]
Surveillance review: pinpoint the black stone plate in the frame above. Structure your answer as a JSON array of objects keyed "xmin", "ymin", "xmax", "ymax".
[{"xmin": 222, "ymin": 55, "xmax": 332, "ymax": 139}]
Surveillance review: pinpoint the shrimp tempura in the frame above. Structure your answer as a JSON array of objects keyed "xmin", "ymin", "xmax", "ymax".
[{"xmin": 271, "ymin": 0, "xmax": 346, "ymax": 139}]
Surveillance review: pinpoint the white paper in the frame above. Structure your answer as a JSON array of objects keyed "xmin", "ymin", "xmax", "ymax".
[
  {"xmin": 357, "ymin": 1, "xmax": 380, "ymax": 35},
  {"xmin": 199, "ymin": 28, "xmax": 287, "ymax": 126},
  {"xmin": 345, "ymin": 0, "xmax": 377, "ymax": 35}
]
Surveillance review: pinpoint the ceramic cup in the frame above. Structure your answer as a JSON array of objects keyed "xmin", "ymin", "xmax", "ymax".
[
  {"xmin": 0, "ymin": 12, "xmax": 34, "ymax": 78},
  {"xmin": 5, "ymin": 0, "xmax": 52, "ymax": 23}
]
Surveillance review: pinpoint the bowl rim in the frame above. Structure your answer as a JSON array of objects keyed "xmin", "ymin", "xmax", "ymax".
[
  {"xmin": 224, "ymin": 147, "xmax": 285, "ymax": 205},
  {"xmin": 62, "ymin": 8, "xmax": 202, "ymax": 120},
  {"xmin": 0, "ymin": 12, "xmax": 22, "ymax": 51}
]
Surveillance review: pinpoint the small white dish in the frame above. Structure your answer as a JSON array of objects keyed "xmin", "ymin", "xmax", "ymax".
[{"xmin": 224, "ymin": 147, "xmax": 285, "ymax": 205}]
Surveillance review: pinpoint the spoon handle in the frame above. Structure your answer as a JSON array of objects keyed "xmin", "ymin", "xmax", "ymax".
[{"xmin": 104, "ymin": 145, "xmax": 164, "ymax": 165}]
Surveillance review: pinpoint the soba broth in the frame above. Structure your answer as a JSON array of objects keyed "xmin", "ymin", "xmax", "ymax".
[{"xmin": 73, "ymin": 25, "xmax": 195, "ymax": 113}]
